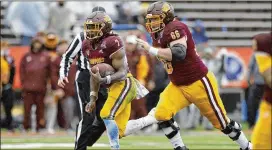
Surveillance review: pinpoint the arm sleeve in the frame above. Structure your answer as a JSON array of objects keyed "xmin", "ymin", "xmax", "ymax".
[{"xmin": 59, "ymin": 32, "xmax": 84, "ymax": 78}]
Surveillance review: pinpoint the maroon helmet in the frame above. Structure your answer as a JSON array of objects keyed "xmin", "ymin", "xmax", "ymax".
[
  {"xmin": 145, "ymin": 1, "xmax": 175, "ymax": 33},
  {"xmin": 84, "ymin": 11, "xmax": 112, "ymax": 39}
]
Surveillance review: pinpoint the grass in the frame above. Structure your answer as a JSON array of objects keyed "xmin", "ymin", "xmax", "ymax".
[{"xmin": 1, "ymin": 129, "xmax": 252, "ymax": 150}]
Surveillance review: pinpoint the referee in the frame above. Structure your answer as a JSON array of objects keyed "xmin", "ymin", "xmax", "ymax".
[{"xmin": 58, "ymin": 6, "xmax": 107, "ymax": 150}]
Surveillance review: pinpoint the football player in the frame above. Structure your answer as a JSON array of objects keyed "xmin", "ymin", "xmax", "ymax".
[
  {"xmin": 251, "ymin": 33, "xmax": 271, "ymax": 149},
  {"xmin": 133, "ymin": 1, "xmax": 251, "ymax": 150},
  {"xmin": 83, "ymin": 12, "xmax": 139, "ymax": 149},
  {"xmin": 58, "ymin": 6, "xmax": 109, "ymax": 150}
]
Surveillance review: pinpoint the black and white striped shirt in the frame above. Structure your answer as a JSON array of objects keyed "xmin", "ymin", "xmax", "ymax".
[{"xmin": 59, "ymin": 32, "xmax": 90, "ymax": 78}]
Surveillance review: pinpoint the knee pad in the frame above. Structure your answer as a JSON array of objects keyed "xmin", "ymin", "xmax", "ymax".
[
  {"xmin": 158, "ymin": 118, "xmax": 180, "ymax": 139},
  {"xmin": 221, "ymin": 120, "xmax": 242, "ymax": 141}
]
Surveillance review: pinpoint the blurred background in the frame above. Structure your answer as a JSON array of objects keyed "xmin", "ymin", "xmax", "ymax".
[{"xmin": 0, "ymin": 0, "xmax": 271, "ymax": 149}]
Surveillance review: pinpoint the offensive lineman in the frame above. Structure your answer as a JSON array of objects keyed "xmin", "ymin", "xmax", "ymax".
[{"xmin": 130, "ymin": 1, "xmax": 252, "ymax": 150}]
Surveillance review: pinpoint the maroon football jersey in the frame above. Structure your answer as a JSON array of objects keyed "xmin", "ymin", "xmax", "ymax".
[
  {"xmin": 82, "ymin": 35, "xmax": 125, "ymax": 69},
  {"xmin": 151, "ymin": 20, "xmax": 208, "ymax": 85}
]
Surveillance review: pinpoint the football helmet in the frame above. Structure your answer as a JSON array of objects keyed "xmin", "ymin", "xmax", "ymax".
[
  {"xmin": 84, "ymin": 11, "xmax": 112, "ymax": 40},
  {"xmin": 145, "ymin": 1, "xmax": 175, "ymax": 33}
]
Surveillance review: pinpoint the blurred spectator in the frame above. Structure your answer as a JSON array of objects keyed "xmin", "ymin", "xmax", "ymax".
[
  {"xmin": 6, "ymin": 2, "xmax": 48, "ymax": 45},
  {"xmin": 47, "ymin": 1, "xmax": 75, "ymax": 40},
  {"xmin": 43, "ymin": 33, "xmax": 66, "ymax": 132},
  {"xmin": 20, "ymin": 38, "xmax": 51, "ymax": 132},
  {"xmin": 246, "ymin": 37, "xmax": 265, "ymax": 129},
  {"xmin": 192, "ymin": 20, "xmax": 209, "ymax": 46},
  {"xmin": 44, "ymin": 32, "xmax": 59, "ymax": 52},
  {"xmin": 50, "ymin": 40, "xmax": 77, "ymax": 130},
  {"xmin": 1, "ymin": 41, "xmax": 15, "ymax": 131},
  {"xmin": 125, "ymin": 35, "xmax": 150, "ymax": 119},
  {"xmin": 35, "ymin": 31, "xmax": 47, "ymax": 45}
]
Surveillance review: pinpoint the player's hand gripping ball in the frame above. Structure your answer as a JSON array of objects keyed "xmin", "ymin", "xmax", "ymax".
[{"xmin": 90, "ymin": 63, "xmax": 115, "ymax": 84}]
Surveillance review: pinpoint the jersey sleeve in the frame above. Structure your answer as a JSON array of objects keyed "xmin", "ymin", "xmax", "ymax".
[
  {"xmin": 255, "ymin": 52, "xmax": 271, "ymax": 73},
  {"xmin": 163, "ymin": 22, "xmax": 187, "ymax": 44},
  {"xmin": 105, "ymin": 36, "xmax": 124, "ymax": 58}
]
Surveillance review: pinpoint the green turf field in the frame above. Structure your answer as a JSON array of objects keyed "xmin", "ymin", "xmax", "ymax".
[{"xmin": 1, "ymin": 130, "xmax": 251, "ymax": 149}]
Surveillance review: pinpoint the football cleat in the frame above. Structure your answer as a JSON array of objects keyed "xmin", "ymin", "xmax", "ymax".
[{"xmin": 174, "ymin": 146, "xmax": 189, "ymax": 150}]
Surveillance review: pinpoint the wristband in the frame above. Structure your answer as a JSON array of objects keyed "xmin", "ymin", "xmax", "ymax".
[
  {"xmin": 106, "ymin": 75, "xmax": 111, "ymax": 84},
  {"xmin": 90, "ymin": 91, "xmax": 98, "ymax": 99},
  {"xmin": 149, "ymin": 47, "xmax": 159, "ymax": 56}
]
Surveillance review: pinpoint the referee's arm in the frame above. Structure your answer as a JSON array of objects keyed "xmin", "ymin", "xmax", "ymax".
[{"xmin": 58, "ymin": 33, "xmax": 84, "ymax": 87}]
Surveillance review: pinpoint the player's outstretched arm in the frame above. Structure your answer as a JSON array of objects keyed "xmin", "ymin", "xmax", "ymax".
[{"xmin": 136, "ymin": 37, "xmax": 187, "ymax": 62}]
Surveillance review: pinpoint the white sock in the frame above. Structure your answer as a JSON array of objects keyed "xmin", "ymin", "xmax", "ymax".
[
  {"xmin": 162, "ymin": 125, "xmax": 185, "ymax": 148},
  {"xmin": 124, "ymin": 115, "xmax": 158, "ymax": 136},
  {"xmin": 228, "ymin": 122, "xmax": 249, "ymax": 149}
]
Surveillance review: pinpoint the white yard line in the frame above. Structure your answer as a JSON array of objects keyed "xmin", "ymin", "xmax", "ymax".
[{"xmin": 1, "ymin": 143, "xmax": 108, "ymax": 149}]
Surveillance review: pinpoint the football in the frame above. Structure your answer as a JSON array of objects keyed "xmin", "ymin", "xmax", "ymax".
[{"xmin": 91, "ymin": 63, "xmax": 115, "ymax": 77}]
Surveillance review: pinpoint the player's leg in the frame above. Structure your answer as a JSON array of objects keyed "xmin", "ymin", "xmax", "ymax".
[
  {"xmin": 124, "ymin": 82, "xmax": 185, "ymax": 136},
  {"xmin": 251, "ymin": 100, "xmax": 271, "ymax": 149},
  {"xmin": 155, "ymin": 82, "xmax": 190, "ymax": 150},
  {"xmin": 124, "ymin": 107, "xmax": 158, "ymax": 136},
  {"xmin": 100, "ymin": 77, "xmax": 136, "ymax": 149},
  {"xmin": 191, "ymin": 71, "xmax": 251, "ymax": 150},
  {"xmin": 124, "ymin": 82, "xmax": 190, "ymax": 150}
]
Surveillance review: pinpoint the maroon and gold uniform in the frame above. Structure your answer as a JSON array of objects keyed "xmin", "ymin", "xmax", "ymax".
[
  {"xmin": 152, "ymin": 20, "xmax": 208, "ymax": 85},
  {"xmin": 139, "ymin": 2, "xmax": 251, "ymax": 150},
  {"xmin": 153, "ymin": 19, "xmax": 229, "ymax": 130},
  {"xmin": 251, "ymin": 33, "xmax": 272, "ymax": 149},
  {"xmin": 82, "ymin": 34, "xmax": 137, "ymax": 137}
]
